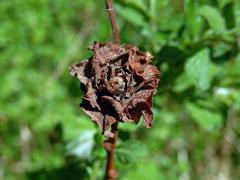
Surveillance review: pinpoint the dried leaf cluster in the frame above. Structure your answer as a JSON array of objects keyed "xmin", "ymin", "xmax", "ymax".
[{"xmin": 70, "ymin": 42, "xmax": 160, "ymax": 137}]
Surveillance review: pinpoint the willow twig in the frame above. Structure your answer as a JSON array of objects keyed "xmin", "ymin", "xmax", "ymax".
[
  {"xmin": 105, "ymin": 0, "xmax": 120, "ymax": 44},
  {"xmin": 104, "ymin": 1, "xmax": 120, "ymax": 179}
]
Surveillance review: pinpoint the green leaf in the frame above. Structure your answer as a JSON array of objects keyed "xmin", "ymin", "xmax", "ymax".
[
  {"xmin": 123, "ymin": 160, "xmax": 164, "ymax": 180},
  {"xmin": 120, "ymin": 0, "xmax": 146, "ymax": 12},
  {"xmin": 185, "ymin": 48, "xmax": 214, "ymax": 90},
  {"xmin": 183, "ymin": 0, "xmax": 204, "ymax": 42},
  {"xmin": 66, "ymin": 130, "xmax": 95, "ymax": 159},
  {"xmin": 198, "ymin": 5, "xmax": 226, "ymax": 34},
  {"xmin": 115, "ymin": 4, "xmax": 146, "ymax": 27},
  {"xmin": 218, "ymin": 0, "xmax": 232, "ymax": 9},
  {"xmin": 235, "ymin": 1, "xmax": 240, "ymax": 27},
  {"xmin": 185, "ymin": 102, "xmax": 223, "ymax": 130},
  {"xmin": 116, "ymin": 140, "xmax": 148, "ymax": 164},
  {"xmin": 173, "ymin": 72, "xmax": 193, "ymax": 92},
  {"xmin": 63, "ymin": 114, "xmax": 95, "ymax": 140},
  {"xmin": 212, "ymin": 42, "xmax": 232, "ymax": 58},
  {"xmin": 119, "ymin": 121, "xmax": 141, "ymax": 132}
]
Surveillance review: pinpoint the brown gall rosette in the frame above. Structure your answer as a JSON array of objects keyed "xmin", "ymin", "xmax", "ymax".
[{"xmin": 69, "ymin": 42, "xmax": 160, "ymax": 137}]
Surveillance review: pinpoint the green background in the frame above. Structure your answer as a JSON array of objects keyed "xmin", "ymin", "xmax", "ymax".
[{"xmin": 0, "ymin": 0, "xmax": 240, "ymax": 179}]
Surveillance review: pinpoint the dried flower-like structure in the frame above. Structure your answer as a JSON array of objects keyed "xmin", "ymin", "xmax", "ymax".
[{"xmin": 69, "ymin": 42, "xmax": 160, "ymax": 137}]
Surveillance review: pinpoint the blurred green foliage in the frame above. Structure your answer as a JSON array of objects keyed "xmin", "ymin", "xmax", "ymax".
[{"xmin": 0, "ymin": 0, "xmax": 240, "ymax": 179}]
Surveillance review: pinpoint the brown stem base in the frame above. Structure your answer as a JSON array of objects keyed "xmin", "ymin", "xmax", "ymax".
[{"xmin": 104, "ymin": 123, "xmax": 118, "ymax": 180}]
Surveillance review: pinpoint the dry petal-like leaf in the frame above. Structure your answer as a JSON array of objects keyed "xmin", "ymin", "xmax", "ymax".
[{"xmin": 69, "ymin": 60, "xmax": 91, "ymax": 85}]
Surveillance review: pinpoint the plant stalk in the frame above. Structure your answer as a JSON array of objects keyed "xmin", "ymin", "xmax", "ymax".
[
  {"xmin": 104, "ymin": 1, "xmax": 120, "ymax": 179},
  {"xmin": 104, "ymin": 122, "xmax": 118, "ymax": 180},
  {"xmin": 105, "ymin": 0, "xmax": 120, "ymax": 44}
]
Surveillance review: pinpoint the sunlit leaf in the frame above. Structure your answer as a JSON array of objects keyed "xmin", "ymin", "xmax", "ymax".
[
  {"xmin": 119, "ymin": 0, "xmax": 146, "ymax": 12},
  {"xmin": 198, "ymin": 5, "xmax": 226, "ymax": 34},
  {"xmin": 66, "ymin": 130, "xmax": 96, "ymax": 159},
  {"xmin": 185, "ymin": 102, "xmax": 223, "ymax": 130},
  {"xmin": 115, "ymin": 4, "xmax": 146, "ymax": 27},
  {"xmin": 116, "ymin": 140, "xmax": 148, "ymax": 164},
  {"xmin": 218, "ymin": 0, "xmax": 232, "ymax": 9},
  {"xmin": 185, "ymin": 48, "xmax": 214, "ymax": 90}
]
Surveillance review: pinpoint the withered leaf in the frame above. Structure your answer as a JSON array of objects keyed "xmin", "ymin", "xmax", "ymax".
[{"xmin": 69, "ymin": 42, "xmax": 160, "ymax": 137}]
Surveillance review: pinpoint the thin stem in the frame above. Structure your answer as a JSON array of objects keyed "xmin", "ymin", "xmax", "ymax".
[
  {"xmin": 104, "ymin": 1, "xmax": 120, "ymax": 179},
  {"xmin": 105, "ymin": 0, "xmax": 120, "ymax": 44},
  {"xmin": 104, "ymin": 123, "xmax": 118, "ymax": 180}
]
